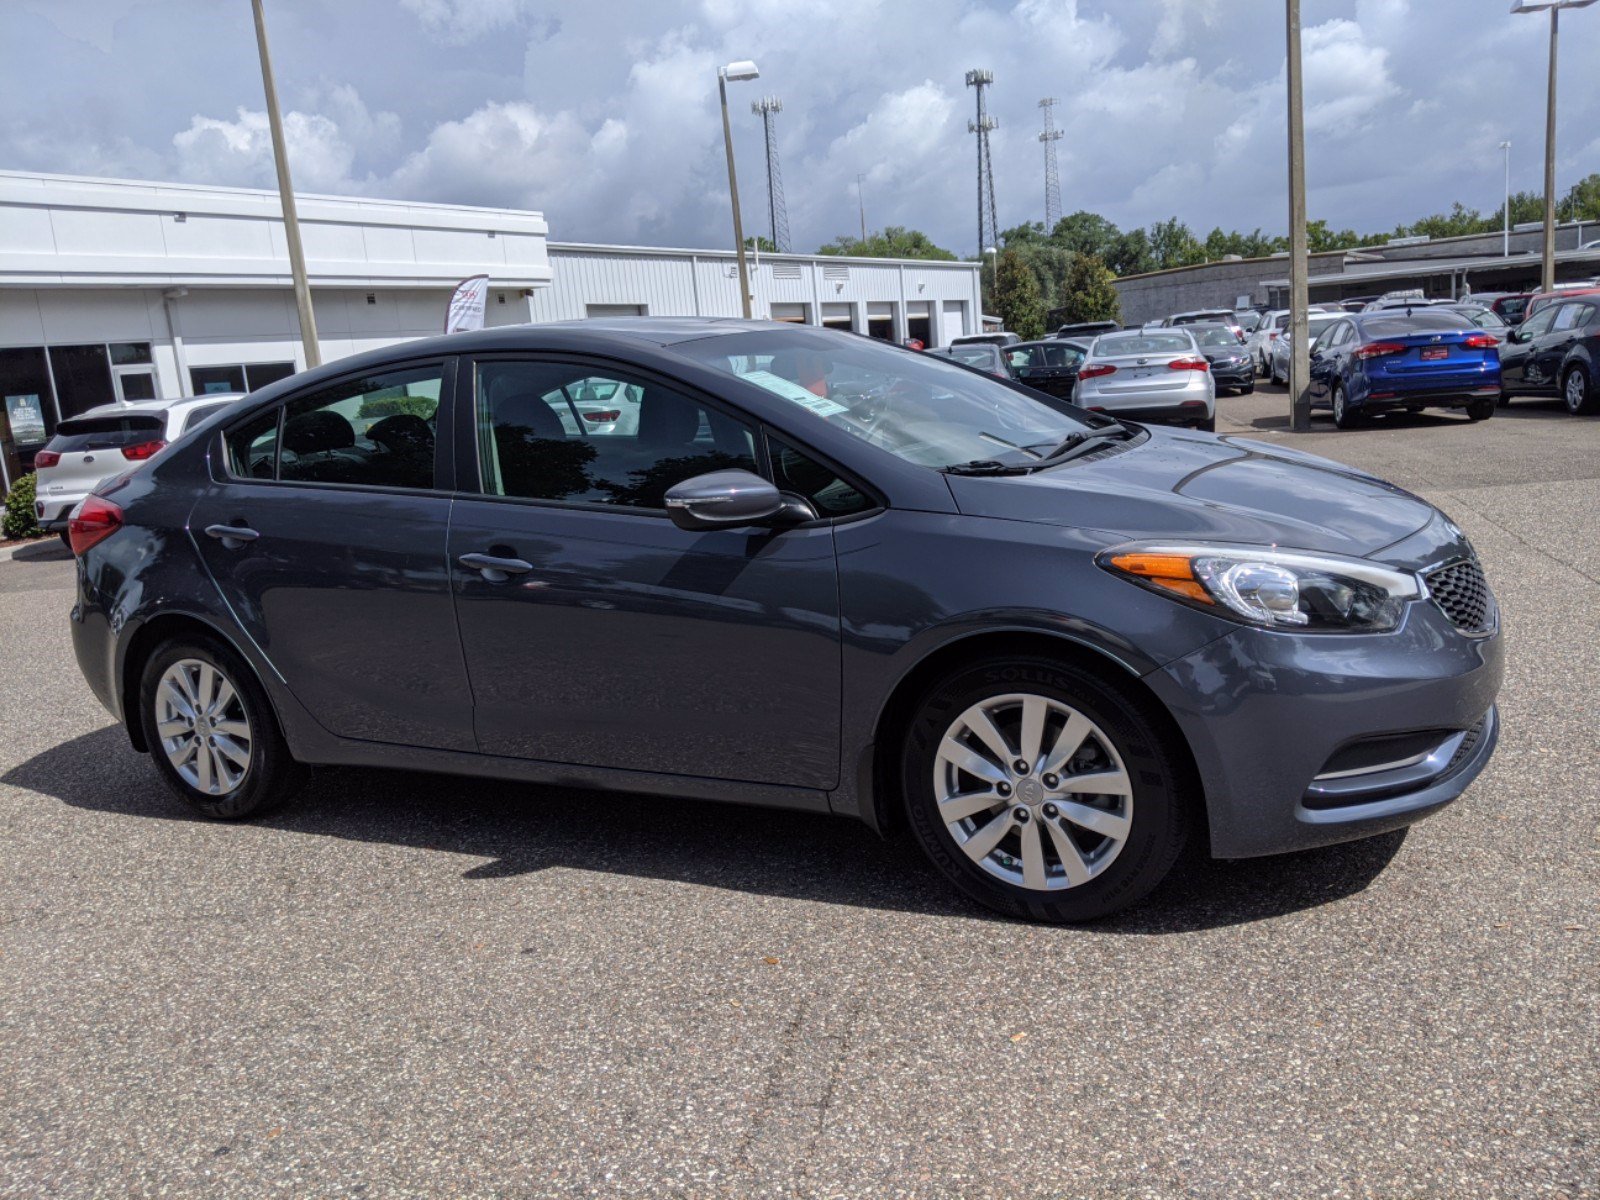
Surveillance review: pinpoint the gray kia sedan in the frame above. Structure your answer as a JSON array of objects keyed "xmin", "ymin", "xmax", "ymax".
[{"xmin": 67, "ymin": 319, "xmax": 1502, "ymax": 922}]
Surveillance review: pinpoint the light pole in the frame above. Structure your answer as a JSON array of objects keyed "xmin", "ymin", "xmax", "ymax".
[
  {"xmin": 1285, "ymin": 0, "xmax": 1310, "ymax": 432},
  {"xmin": 718, "ymin": 59, "xmax": 760, "ymax": 319},
  {"xmin": 1511, "ymin": 0, "xmax": 1597, "ymax": 293},
  {"xmin": 251, "ymin": 0, "xmax": 320, "ymax": 368},
  {"xmin": 1500, "ymin": 140, "xmax": 1512, "ymax": 257}
]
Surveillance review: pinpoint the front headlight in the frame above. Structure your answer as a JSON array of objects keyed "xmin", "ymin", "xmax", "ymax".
[{"xmin": 1096, "ymin": 542, "xmax": 1422, "ymax": 632}]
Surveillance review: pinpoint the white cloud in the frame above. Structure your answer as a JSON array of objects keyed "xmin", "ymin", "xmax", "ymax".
[{"xmin": 172, "ymin": 107, "xmax": 357, "ymax": 192}]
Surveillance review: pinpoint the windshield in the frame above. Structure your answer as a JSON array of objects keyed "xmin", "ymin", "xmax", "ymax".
[
  {"xmin": 674, "ymin": 328, "xmax": 1094, "ymax": 469},
  {"xmin": 937, "ymin": 345, "xmax": 999, "ymax": 368},
  {"xmin": 1194, "ymin": 327, "xmax": 1242, "ymax": 349}
]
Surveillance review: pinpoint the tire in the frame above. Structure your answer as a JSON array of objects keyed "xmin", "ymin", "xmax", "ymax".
[
  {"xmin": 1241, "ymin": 382, "xmax": 1255, "ymax": 395},
  {"xmin": 137, "ymin": 634, "xmax": 306, "ymax": 820},
  {"xmin": 1196, "ymin": 416, "xmax": 1216, "ymax": 433},
  {"xmin": 1564, "ymin": 364, "xmax": 1598, "ymax": 415},
  {"xmin": 58, "ymin": 530, "xmax": 72, "ymax": 550},
  {"xmin": 900, "ymin": 656, "xmax": 1192, "ymax": 923},
  {"xmin": 1465, "ymin": 398, "xmax": 1495, "ymax": 422},
  {"xmin": 1332, "ymin": 383, "xmax": 1362, "ymax": 429},
  {"xmin": 1497, "ymin": 390, "xmax": 1512, "ymax": 408}
]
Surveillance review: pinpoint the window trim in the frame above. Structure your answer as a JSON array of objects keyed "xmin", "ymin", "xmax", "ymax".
[
  {"xmin": 213, "ymin": 355, "xmax": 457, "ymax": 496},
  {"xmin": 763, "ymin": 430, "xmax": 886, "ymax": 524},
  {"xmin": 456, "ymin": 350, "xmax": 773, "ymax": 518}
]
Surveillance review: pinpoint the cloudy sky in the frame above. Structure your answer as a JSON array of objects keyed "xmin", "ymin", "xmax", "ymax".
[{"xmin": 3, "ymin": 1, "xmax": 1597, "ymax": 257}]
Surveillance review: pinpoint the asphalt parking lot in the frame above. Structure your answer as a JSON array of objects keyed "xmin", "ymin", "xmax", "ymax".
[{"xmin": 1, "ymin": 390, "xmax": 1596, "ymax": 1199}]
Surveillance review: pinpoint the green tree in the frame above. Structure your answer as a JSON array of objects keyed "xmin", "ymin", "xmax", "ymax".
[
  {"xmin": 1108, "ymin": 228, "xmax": 1155, "ymax": 276},
  {"xmin": 744, "ymin": 235, "xmax": 777, "ymax": 253},
  {"xmin": 993, "ymin": 248, "xmax": 1046, "ymax": 340},
  {"xmin": 1049, "ymin": 210, "xmax": 1124, "ymax": 260},
  {"xmin": 817, "ymin": 226, "xmax": 956, "ymax": 260},
  {"xmin": 999, "ymin": 221, "xmax": 1048, "ymax": 246},
  {"xmin": 1559, "ymin": 173, "xmax": 1600, "ymax": 221},
  {"xmin": 1147, "ymin": 217, "xmax": 1206, "ymax": 270},
  {"xmin": 1055, "ymin": 254, "xmax": 1122, "ymax": 325}
]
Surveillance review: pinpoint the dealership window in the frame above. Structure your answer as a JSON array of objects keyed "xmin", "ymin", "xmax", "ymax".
[{"xmin": 191, "ymin": 362, "xmax": 296, "ymax": 396}]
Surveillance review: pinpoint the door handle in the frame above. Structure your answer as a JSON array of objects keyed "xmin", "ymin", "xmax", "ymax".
[
  {"xmin": 204, "ymin": 523, "xmax": 260, "ymax": 549},
  {"xmin": 458, "ymin": 552, "xmax": 534, "ymax": 583}
]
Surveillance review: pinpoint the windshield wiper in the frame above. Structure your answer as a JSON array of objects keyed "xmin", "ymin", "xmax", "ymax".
[
  {"xmin": 977, "ymin": 431, "xmax": 1043, "ymax": 459},
  {"xmin": 942, "ymin": 459, "xmax": 1031, "ymax": 476},
  {"xmin": 1033, "ymin": 422, "xmax": 1133, "ymax": 465}
]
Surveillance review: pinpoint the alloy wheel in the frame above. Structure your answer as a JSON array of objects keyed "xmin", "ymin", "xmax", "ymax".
[
  {"xmin": 1567, "ymin": 369, "xmax": 1587, "ymax": 414},
  {"xmin": 933, "ymin": 692, "xmax": 1133, "ymax": 891},
  {"xmin": 155, "ymin": 658, "xmax": 253, "ymax": 796}
]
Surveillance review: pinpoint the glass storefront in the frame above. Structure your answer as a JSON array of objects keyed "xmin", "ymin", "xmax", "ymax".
[{"xmin": 0, "ymin": 341, "xmax": 152, "ymax": 464}]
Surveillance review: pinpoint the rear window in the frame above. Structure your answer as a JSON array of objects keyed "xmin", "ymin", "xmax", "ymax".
[
  {"xmin": 942, "ymin": 346, "xmax": 999, "ymax": 367},
  {"xmin": 1094, "ymin": 332, "xmax": 1194, "ymax": 355},
  {"xmin": 46, "ymin": 414, "xmax": 164, "ymax": 452},
  {"xmin": 1358, "ymin": 313, "xmax": 1472, "ymax": 338},
  {"xmin": 1194, "ymin": 327, "xmax": 1242, "ymax": 348}
]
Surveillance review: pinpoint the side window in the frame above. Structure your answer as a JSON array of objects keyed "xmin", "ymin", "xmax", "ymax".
[
  {"xmin": 770, "ymin": 439, "xmax": 875, "ymax": 518},
  {"xmin": 226, "ymin": 408, "xmax": 280, "ymax": 479},
  {"xmin": 1518, "ymin": 308, "xmax": 1557, "ymax": 339},
  {"xmin": 276, "ymin": 364, "xmax": 442, "ymax": 489},
  {"xmin": 476, "ymin": 360, "xmax": 758, "ymax": 510},
  {"xmin": 1550, "ymin": 304, "xmax": 1581, "ymax": 333},
  {"xmin": 182, "ymin": 402, "xmax": 230, "ymax": 434}
]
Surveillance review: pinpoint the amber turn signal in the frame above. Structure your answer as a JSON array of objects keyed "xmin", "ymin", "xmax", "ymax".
[{"xmin": 1106, "ymin": 552, "xmax": 1214, "ymax": 604}]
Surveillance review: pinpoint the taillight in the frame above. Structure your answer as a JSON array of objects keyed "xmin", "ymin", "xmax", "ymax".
[
  {"xmin": 1168, "ymin": 358, "xmax": 1209, "ymax": 371},
  {"xmin": 120, "ymin": 439, "xmax": 166, "ymax": 461},
  {"xmin": 580, "ymin": 410, "xmax": 621, "ymax": 423},
  {"xmin": 1462, "ymin": 333, "xmax": 1498, "ymax": 349},
  {"xmin": 68, "ymin": 496, "xmax": 123, "ymax": 556},
  {"xmin": 1267, "ymin": 331, "xmax": 1279, "ymax": 339},
  {"xmin": 1354, "ymin": 342, "xmax": 1406, "ymax": 360},
  {"xmin": 33, "ymin": 449, "xmax": 61, "ymax": 468},
  {"xmin": 1078, "ymin": 364, "xmax": 1117, "ymax": 380}
]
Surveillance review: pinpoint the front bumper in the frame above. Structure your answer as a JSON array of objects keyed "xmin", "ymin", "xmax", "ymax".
[
  {"xmin": 1145, "ymin": 596, "xmax": 1503, "ymax": 859},
  {"xmin": 1210, "ymin": 361, "xmax": 1253, "ymax": 387}
]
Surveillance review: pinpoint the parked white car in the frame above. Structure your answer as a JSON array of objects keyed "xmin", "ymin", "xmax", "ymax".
[
  {"xmin": 1247, "ymin": 309, "xmax": 1290, "ymax": 376},
  {"xmin": 34, "ymin": 395, "xmax": 244, "ymax": 543},
  {"xmin": 1073, "ymin": 328, "xmax": 1215, "ymax": 430}
]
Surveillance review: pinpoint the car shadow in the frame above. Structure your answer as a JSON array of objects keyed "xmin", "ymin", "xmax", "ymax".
[
  {"xmin": 4, "ymin": 725, "xmax": 1407, "ymax": 935},
  {"xmin": 7, "ymin": 539, "xmax": 72, "ymax": 562}
]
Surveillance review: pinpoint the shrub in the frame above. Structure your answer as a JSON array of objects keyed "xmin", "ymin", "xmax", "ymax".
[
  {"xmin": 358, "ymin": 392, "xmax": 437, "ymax": 421},
  {"xmin": 3, "ymin": 471, "xmax": 42, "ymax": 540}
]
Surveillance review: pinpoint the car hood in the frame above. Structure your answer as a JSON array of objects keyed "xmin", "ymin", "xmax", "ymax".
[{"xmin": 945, "ymin": 426, "xmax": 1437, "ymax": 558}]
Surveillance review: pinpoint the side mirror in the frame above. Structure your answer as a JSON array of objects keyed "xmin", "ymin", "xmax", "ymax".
[
  {"xmin": 665, "ymin": 469, "xmax": 788, "ymax": 531},
  {"xmin": 1508, "ymin": 328, "xmax": 1527, "ymax": 344}
]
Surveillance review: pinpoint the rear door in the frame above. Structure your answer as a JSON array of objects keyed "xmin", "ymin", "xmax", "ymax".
[
  {"xmin": 446, "ymin": 353, "xmax": 843, "ymax": 788},
  {"xmin": 192, "ymin": 357, "xmax": 475, "ymax": 750}
]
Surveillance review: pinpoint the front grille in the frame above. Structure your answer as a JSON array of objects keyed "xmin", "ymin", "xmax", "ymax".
[{"xmin": 1424, "ymin": 558, "xmax": 1495, "ymax": 635}]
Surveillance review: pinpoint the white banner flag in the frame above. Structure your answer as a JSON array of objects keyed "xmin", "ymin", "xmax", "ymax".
[{"xmin": 445, "ymin": 274, "xmax": 490, "ymax": 334}]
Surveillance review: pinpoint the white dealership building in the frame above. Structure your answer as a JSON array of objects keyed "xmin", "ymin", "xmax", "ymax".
[{"xmin": 0, "ymin": 170, "xmax": 982, "ymax": 478}]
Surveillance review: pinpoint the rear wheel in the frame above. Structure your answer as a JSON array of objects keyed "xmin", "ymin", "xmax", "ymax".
[
  {"xmin": 1564, "ymin": 365, "xmax": 1598, "ymax": 415},
  {"xmin": 1465, "ymin": 397, "xmax": 1496, "ymax": 422},
  {"xmin": 138, "ymin": 635, "xmax": 306, "ymax": 819},
  {"xmin": 1196, "ymin": 416, "xmax": 1216, "ymax": 432},
  {"xmin": 1332, "ymin": 384, "xmax": 1362, "ymax": 429},
  {"xmin": 58, "ymin": 530, "xmax": 72, "ymax": 550},
  {"xmin": 901, "ymin": 657, "xmax": 1191, "ymax": 922}
]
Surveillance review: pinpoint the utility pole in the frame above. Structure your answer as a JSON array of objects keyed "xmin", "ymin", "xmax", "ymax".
[
  {"xmin": 966, "ymin": 69, "xmax": 999, "ymax": 260},
  {"xmin": 251, "ymin": 0, "xmax": 320, "ymax": 369},
  {"xmin": 1540, "ymin": 5, "xmax": 1560, "ymax": 292},
  {"xmin": 1500, "ymin": 140, "xmax": 1512, "ymax": 257},
  {"xmin": 856, "ymin": 173, "xmax": 867, "ymax": 242},
  {"xmin": 751, "ymin": 97, "xmax": 791, "ymax": 253},
  {"xmin": 717, "ymin": 60, "xmax": 760, "ymax": 319},
  {"xmin": 1038, "ymin": 98, "xmax": 1063, "ymax": 232},
  {"xmin": 1285, "ymin": 0, "xmax": 1310, "ymax": 432}
]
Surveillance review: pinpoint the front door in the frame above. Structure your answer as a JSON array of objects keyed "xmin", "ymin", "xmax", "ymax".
[
  {"xmin": 1501, "ymin": 307, "xmax": 1555, "ymax": 392},
  {"xmin": 447, "ymin": 355, "xmax": 842, "ymax": 788},
  {"xmin": 192, "ymin": 358, "xmax": 475, "ymax": 750}
]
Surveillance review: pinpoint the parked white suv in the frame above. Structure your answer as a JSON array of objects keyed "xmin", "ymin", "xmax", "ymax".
[
  {"xmin": 1246, "ymin": 309, "xmax": 1289, "ymax": 376},
  {"xmin": 34, "ymin": 395, "xmax": 243, "ymax": 544}
]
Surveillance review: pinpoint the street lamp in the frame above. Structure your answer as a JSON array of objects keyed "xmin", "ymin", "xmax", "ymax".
[
  {"xmin": 1499, "ymin": 140, "xmax": 1512, "ymax": 257},
  {"xmin": 1510, "ymin": 0, "xmax": 1597, "ymax": 292},
  {"xmin": 718, "ymin": 59, "xmax": 760, "ymax": 319}
]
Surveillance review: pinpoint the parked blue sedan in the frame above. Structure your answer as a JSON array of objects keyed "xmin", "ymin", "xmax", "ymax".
[{"xmin": 1307, "ymin": 310, "xmax": 1502, "ymax": 428}]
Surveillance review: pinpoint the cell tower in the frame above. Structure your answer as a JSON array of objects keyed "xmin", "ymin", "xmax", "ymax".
[
  {"xmin": 965, "ymin": 69, "xmax": 999, "ymax": 259},
  {"xmin": 1038, "ymin": 97, "xmax": 1063, "ymax": 231},
  {"xmin": 751, "ymin": 96, "xmax": 791, "ymax": 253}
]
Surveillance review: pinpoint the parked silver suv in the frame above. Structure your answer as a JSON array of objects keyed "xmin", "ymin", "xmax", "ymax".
[{"xmin": 34, "ymin": 396, "xmax": 243, "ymax": 542}]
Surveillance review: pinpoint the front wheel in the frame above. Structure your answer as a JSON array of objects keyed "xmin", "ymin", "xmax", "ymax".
[
  {"xmin": 1465, "ymin": 397, "xmax": 1495, "ymax": 422},
  {"xmin": 1241, "ymin": 381, "xmax": 1255, "ymax": 395},
  {"xmin": 138, "ymin": 635, "xmax": 306, "ymax": 819},
  {"xmin": 1565, "ymin": 365, "xmax": 1598, "ymax": 415},
  {"xmin": 900, "ymin": 657, "xmax": 1191, "ymax": 922}
]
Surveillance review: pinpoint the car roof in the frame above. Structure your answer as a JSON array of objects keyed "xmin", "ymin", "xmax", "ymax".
[{"xmin": 67, "ymin": 394, "xmax": 243, "ymax": 423}]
